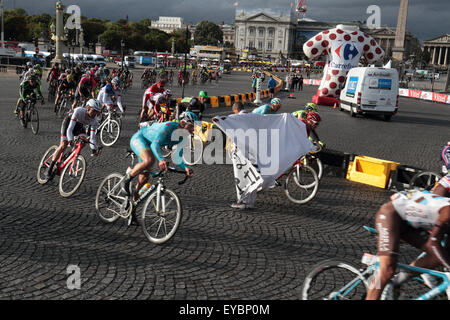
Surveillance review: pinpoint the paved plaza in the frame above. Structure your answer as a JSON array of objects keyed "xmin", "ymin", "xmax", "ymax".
[{"xmin": 0, "ymin": 71, "xmax": 449, "ymax": 299}]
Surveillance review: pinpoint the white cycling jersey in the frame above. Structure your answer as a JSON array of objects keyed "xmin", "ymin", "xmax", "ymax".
[
  {"xmin": 97, "ymin": 85, "xmax": 123, "ymax": 113},
  {"xmin": 391, "ymin": 190, "xmax": 450, "ymax": 230},
  {"xmin": 66, "ymin": 107, "xmax": 100, "ymax": 150}
]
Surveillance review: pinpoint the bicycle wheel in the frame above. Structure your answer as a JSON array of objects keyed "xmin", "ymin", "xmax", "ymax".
[
  {"xmin": 100, "ymin": 119, "xmax": 121, "ymax": 147},
  {"xmin": 302, "ymin": 156, "xmax": 323, "ymax": 180},
  {"xmin": 301, "ymin": 259, "xmax": 369, "ymax": 300},
  {"xmin": 58, "ymin": 154, "xmax": 87, "ymax": 197},
  {"xmin": 29, "ymin": 106, "xmax": 39, "ymax": 135},
  {"xmin": 284, "ymin": 164, "xmax": 319, "ymax": 204},
  {"xmin": 182, "ymin": 134, "xmax": 203, "ymax": 166},
  {"xmin": 141, "ymin": 188, "xmax": 182, "ymax": 244},
  {"xmin": 95, "ymin": 173, "xmax": 125, "ymax": 223},
  {"xmin": 57, "ymin": 98, "xmax": 68, "ymax": 118},
  {"xmin": 409, "ymin": 171, "xmax": 442, "ymax": 191},
  {"xmin": 37, "ymin": 145, "xmax": 58, "ymax": 185}
]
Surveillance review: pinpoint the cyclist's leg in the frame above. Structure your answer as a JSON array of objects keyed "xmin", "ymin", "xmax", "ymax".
[
  {"xmin": 122, "ymin": 133, "xmax": 155, "ymax": 195},
  {"xmin": 72, "ymin": 89, "xmax": 80, "ymax": 110},
  {"xmin": 366, "ymin": 202, "xmax": 401, "ymax": 300}
]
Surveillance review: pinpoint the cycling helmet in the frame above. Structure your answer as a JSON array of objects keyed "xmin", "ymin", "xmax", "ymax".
[
  {"xmin": 270, "ymin": 98, "xmax": 281, "ymax": 105},
  {"xmin": 179, "ymin": 111, "xmax": 199, "ymax": 124},
  {"xmin": 86, "ymin": 99, "xmax": 102, "ymax": 112},
  {"xmin": 199, "ymin": 91, "xmax": 208, "ymax": 98},
  {"xmin": 304, "ymin": 102, "xmax": 318, "ymax": 112},
  {"xmin": 163, "ymin": 89, "xmax": 172, "ymax": 96},
  {"xmin": 111, "ymin": 77, "xmax": 120, "ymax": 86},
  {"xmin": 26, "ymin": 62, "xmax": 33, "ymax": 67},
  {"xmin": 67, "ymin": 74, "xmax": 73, "ymax": 82},
  {"xmin": 65, "ymin": 69, "xmax": 71, "ymax": 74},
  {"xmin": 307, "ymin": 111, "xmax": 321, "ymax": 123},
  {"xmin": 442, "ymin": 144, "xmax": 450, "ymax": 170},
  {"xmin": 105, "ymin": 83, "xmax": 114, "ymax": 95}
]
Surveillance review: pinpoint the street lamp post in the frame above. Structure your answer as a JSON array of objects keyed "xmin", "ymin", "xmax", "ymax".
[
  {"xmin": 1, "ymin": 0, "xmax": 5, "ymax": 49},
  {"xmin": 79, "ymin": 27, "xmax": 84, "ymax": 55},
  {"xmin": 121, "ymin": 39, "xmax": 125, "ymax": 72},
  {"xmin": 51, "ymin": 1, "xmax": 66, "ymax": 66}
]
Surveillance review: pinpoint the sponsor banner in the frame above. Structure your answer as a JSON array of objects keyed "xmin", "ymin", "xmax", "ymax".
[
  {"xmin": 420, "ymin": 91, "xmax": 433, "ymax": 101},
  {"xmin": 408, "ymin": 90, "xmax": 422, "ymax": 99},
  {"xmin": 399, "ymin": 88, "xmax": 409, "ymax": 97},
  {"xmin": 432, "ymin": 92, "xmax": 449, "ymax": 104}
]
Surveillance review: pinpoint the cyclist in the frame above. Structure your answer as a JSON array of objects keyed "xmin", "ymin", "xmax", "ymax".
[
  {"xmin": 19, "ymin": 62, "xmax": 34, "ymax": 82},
  {"xmin": 33, "ymin": 64, "xmax": 43, "ymax": 82},
  {"xmin": 365, "ymin": 143, "xmax": 450, "ymax": 300},
  {"xmin": 120, "ymin": 111, "xmax": 197, "ymax": 204},
  {"xmin": 146, "ymin": 92, "xmax": 171, "ymax": 122},
  {"xmin": 176, "ymin": 91, "xmax": 208, "ymax": 120},
  {"xmin": 140, "ymin": 79, "xmax": 167, "ymax": 122},
  {"xmin": 97, "ymin": 77, "xmax": 124, "ymax": 114},
  {"xmin": 54, "ymin": 74, "xmax": 76, "ymax": 113},
  {"xmin": 15, "ymin": 74, "xmax": 45, "ymax": 120},
  {"xmin": 252, "ymin": 98, "xmax": 282, "ymax": 115},
  {"xmin": 292, "ymin": 102, "xmax": 319, "ymax": 120},
  {"xmin": 45, "ymin": 99, "xmax": 102, "ymax": 179},
  {"xmin": 47, "ymin": 63, "xmax": 61, "ymax": 91},
  {"xmin": 71, "ymin": 71, "xmax": 97, "ymax": 110}
]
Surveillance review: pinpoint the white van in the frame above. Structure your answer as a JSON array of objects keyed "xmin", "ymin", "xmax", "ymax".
[{"xmin": 339, "ymin": 67, "xmax": 399, "ymax": 121}]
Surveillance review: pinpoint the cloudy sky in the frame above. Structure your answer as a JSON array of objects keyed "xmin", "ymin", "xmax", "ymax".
[{"xmin": 3, "ymin": 0, "xmax": 449, "ymax": 41}]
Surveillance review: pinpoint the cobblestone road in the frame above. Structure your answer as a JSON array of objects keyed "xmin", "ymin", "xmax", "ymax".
[{"xmin": 0, "ymin": 71, "xmax": 449, "ymax": 300}]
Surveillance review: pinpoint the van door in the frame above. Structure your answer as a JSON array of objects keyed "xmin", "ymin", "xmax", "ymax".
[{"xmin": 361, "ymin": 71, "xmax": 397, "ymax": 112}]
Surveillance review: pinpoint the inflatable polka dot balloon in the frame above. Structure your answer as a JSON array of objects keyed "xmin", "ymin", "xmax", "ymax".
[{"xmin": 303, "ymin": 25, "xmax": 385, "ymax": 105}]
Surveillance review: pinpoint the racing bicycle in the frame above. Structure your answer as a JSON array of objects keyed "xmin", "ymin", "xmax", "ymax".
[
  {"xmin": 95, "ymin": 150, "xmax": 189, "ymax": 244},
  {"xmin": 37, "ymin": 136, "xmax": 102, "ymax": 197},
  {"xmin": 98, "ymin": 108, "xmax": 122, "ymax": 147},
  {"xmin": 300, "ymin": 226, "xmax": 450, "ymax": 300},
  {"xmin": 275, "ymin": 158, "xmax": 319, "ymax": 204},
  {"xmin": 17, "ymin": 93, "xmax": 41, "ymax": 135}
]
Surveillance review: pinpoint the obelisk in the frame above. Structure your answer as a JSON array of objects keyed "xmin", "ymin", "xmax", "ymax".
[{"xmin": 392, "ymin": 0, "xmax": 409, "ymax": 62}]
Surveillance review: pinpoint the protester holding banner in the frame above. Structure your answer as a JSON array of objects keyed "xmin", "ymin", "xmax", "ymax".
[{"xmin": 213, "ymin": 113, "xmax": 316, "ymax": 210}]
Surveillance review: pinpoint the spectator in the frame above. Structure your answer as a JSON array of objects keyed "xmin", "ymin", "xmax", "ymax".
[
  {"xmin": 268, "ymin": 75, "xmax": 277, "ymax": 99},
  {"xmin": 232, "ymin": 102, "xmax": 246, "ymax": 114},
  {"xmin": 298, "ymin": 74, "xmax": 304, "ymax": 91},
  {"xmin": 252, "ymin": 74, "xmax": 259, "ymax": 93}
]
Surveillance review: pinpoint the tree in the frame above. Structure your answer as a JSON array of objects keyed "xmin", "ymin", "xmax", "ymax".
[
  {"xmin": 4, "ymin": 15, "xmax": 29, "ymax": 41},
  {"xmin": 169, "ymin": 28, "xmax": 191, "ymax": 54},
  {"xmin": 194, "ymin": 21, "xmax": 223, "ymax": 46}
]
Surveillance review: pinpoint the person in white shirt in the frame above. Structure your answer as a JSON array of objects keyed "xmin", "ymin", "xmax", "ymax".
[{"xmin": 97, "ymin": 77, "xmax": 124, "ymax": 113}]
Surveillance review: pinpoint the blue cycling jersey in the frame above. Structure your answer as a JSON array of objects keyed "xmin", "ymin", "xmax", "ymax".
[
  {"xmin": 130, "ymin": 122, "xmax": 188, "ymax": 170},
  {"xmin": 252, "ymin": 104, "xmax": 275, "ymax": 115}
]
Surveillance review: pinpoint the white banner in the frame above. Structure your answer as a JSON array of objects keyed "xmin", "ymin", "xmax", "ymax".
[
  {"xmin": 213, "ymin": 113, "xmax": 315, "ymax": 195},
  {"xmin": 229, "ymin": 144, "xmax": 264, "ymax": 203}
]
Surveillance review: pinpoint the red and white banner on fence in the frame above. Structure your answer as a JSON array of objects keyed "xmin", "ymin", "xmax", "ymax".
[{"xmin": 304, "ymin": 79, "xmax": 450, "ymax": 105}]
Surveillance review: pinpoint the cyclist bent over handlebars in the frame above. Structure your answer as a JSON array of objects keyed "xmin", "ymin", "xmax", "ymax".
[{"xmin": 45, "ymin": 99, "xmax": 102, "ymax": 179}]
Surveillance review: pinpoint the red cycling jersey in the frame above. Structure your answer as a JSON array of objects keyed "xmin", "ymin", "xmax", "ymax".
[
  {"xmin": 48, "ymin": 68, "xmax": 61, "ymax": 82},
  {"xmin": 142, "ymin": 83, "xmax": 165, "ymax": 109},
  {"xmin": 79, "ymin": 76, "xmax": 96, "ymax": 90}
]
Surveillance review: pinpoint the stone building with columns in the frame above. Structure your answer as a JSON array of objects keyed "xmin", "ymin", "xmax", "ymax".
[
  {"xmin": 423, "ymin": 34, "xmax": 450, "ymax": 67},
  {"xmin": 234, "ymin": 8, "xmax": 297, "ymax": 63}
]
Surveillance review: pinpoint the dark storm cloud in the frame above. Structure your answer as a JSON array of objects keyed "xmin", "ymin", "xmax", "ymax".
[{"xmin": 4, "ymin": 0, "xmax": 449, "ymax": 40}]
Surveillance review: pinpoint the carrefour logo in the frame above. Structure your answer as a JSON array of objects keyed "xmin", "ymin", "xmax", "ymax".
[{"xmin": 335, "ymin": 43, "xmax": 360, "ymax": 61}]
